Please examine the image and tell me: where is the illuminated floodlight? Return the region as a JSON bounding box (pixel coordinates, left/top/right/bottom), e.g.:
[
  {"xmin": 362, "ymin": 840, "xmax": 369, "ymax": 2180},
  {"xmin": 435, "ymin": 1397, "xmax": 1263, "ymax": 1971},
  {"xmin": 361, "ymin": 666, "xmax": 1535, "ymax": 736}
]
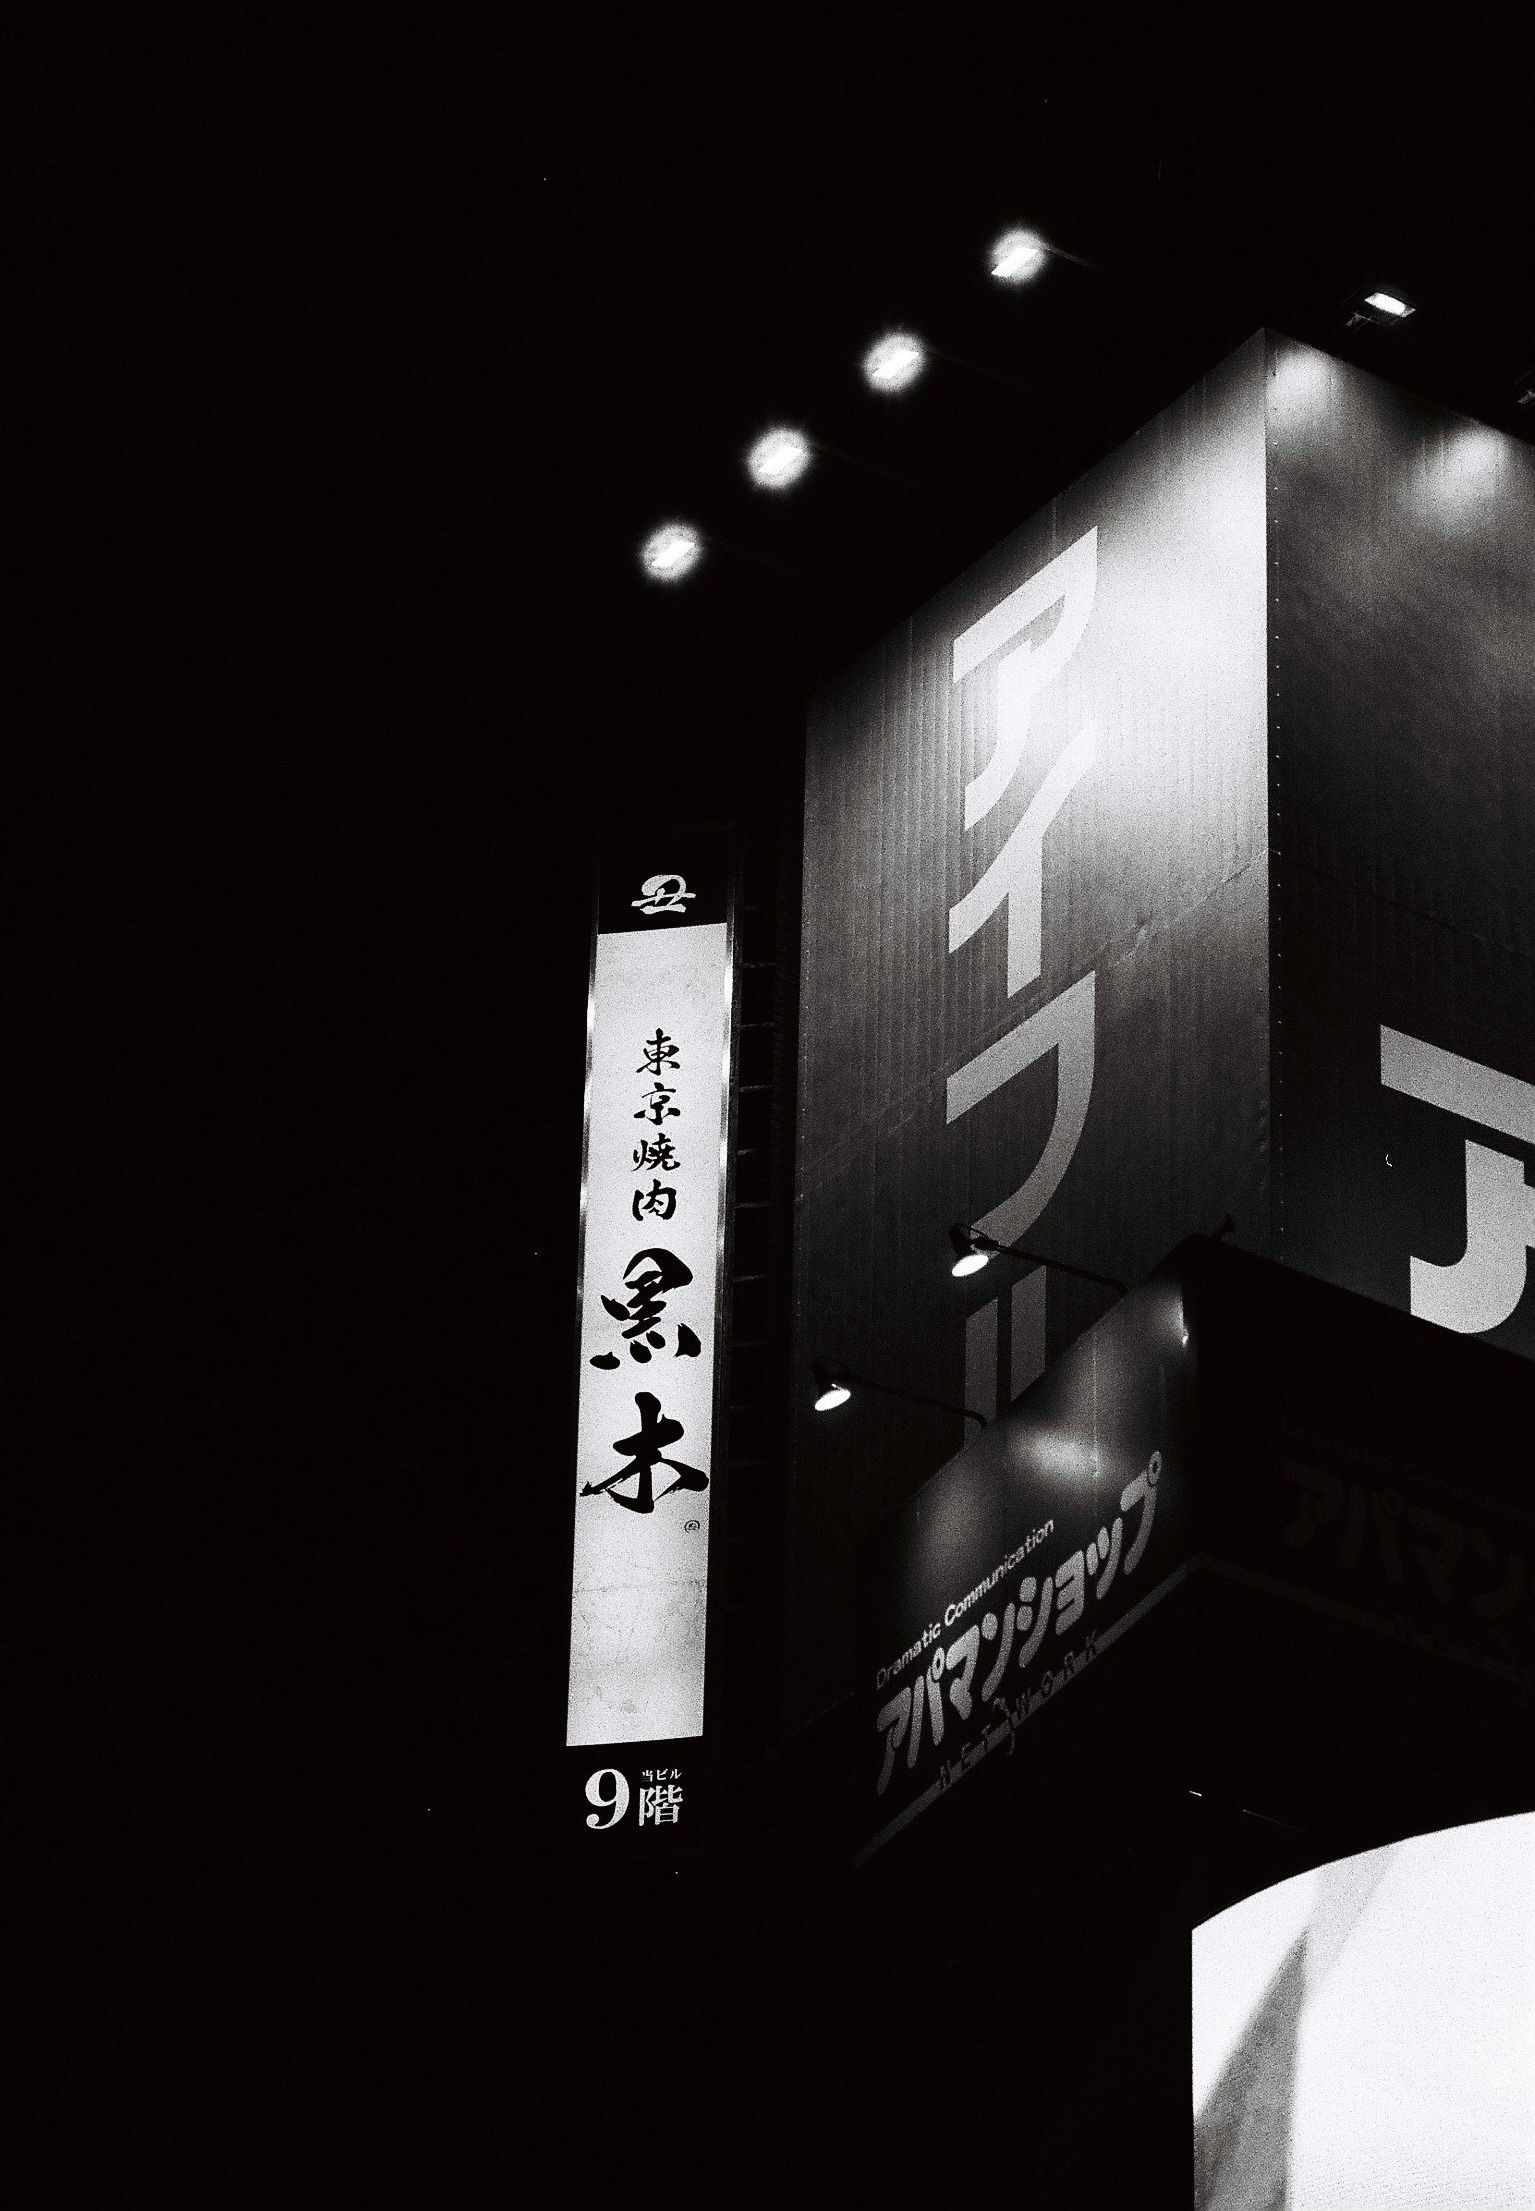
[
  {"xmin": 746, "ymin": 426, "xmax": 812, "ymax": 491},
  {"xmin": 949, "ymin": 1224, "xmax": 992, "ymax": 1278},
  {"xmin": 812, "ymin": 1359, "xmax": 851, "ymax": 1412},
  {"xmin": 990, "ymin": 228, "xmax": 1047, "ymax": 284},
  {"xmin": 640, "ymin": 521, "xmax": 702, "ymax": 582},
  {"xmin": 862, "ymin": 330, "xmax": 926, "ymax": 394},
  {"xmin": 1347, "ymin": 287, "xmax": 1416, "ymax": 329}
]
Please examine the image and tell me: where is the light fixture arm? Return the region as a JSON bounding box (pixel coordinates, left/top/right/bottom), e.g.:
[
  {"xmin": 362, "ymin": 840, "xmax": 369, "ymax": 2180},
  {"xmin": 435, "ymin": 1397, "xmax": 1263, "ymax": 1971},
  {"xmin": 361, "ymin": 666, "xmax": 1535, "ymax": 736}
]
[
  {"xmin": 964, "ymin": 1228, "xmax": 1127, "ymax": 1295},
  {"xmin": 815, "ymin": 1358, "xmax": 987, "ymax": 1428}
]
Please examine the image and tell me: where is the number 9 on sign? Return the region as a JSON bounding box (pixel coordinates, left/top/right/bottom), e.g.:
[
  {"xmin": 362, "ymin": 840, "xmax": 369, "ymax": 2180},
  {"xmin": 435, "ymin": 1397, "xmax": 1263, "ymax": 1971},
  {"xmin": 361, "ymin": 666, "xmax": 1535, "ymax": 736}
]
[{"xmin": 584, "ymin": 1768, "xmax": 630, "ymax": 1830}]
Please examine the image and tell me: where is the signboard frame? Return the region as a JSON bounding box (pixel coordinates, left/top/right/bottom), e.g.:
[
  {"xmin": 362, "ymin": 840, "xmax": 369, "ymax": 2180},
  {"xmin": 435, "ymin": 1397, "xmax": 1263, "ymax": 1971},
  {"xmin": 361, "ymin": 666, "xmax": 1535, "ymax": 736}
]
[{"xmin": 562, "ymin": 825, "xmax": 739, "ymax": 1848}]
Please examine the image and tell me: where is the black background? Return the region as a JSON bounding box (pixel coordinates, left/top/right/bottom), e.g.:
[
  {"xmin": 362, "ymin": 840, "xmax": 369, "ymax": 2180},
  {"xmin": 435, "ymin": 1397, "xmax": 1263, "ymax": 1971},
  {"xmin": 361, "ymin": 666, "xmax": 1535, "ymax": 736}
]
[{"xmin": 16, "ymin": 8, "xmax": 1535, "ymax": 2200}]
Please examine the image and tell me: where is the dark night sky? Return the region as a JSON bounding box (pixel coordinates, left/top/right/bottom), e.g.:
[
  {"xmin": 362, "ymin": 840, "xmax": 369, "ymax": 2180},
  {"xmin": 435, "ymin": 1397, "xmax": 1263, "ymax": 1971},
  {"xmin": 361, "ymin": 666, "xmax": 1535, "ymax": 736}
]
[{"xmin": 17, "ymin": 7, "xmax": 1534, "ymax": 2191}]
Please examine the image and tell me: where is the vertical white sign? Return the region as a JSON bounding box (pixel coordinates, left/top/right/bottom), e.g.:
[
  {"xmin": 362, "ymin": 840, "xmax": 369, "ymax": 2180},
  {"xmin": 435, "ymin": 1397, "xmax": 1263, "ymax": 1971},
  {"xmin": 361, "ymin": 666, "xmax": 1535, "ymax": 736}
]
[{"xmin": 566, "ymin": 872, "xmax": 732, "ymax": 1747}]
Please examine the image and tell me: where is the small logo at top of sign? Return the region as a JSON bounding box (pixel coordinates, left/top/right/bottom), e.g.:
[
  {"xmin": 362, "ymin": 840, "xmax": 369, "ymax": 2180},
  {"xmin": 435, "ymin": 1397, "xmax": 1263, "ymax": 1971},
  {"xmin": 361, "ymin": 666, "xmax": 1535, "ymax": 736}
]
[{"xmin": 632, "ymin": 873, "xmax": 695, "ymax": 917}]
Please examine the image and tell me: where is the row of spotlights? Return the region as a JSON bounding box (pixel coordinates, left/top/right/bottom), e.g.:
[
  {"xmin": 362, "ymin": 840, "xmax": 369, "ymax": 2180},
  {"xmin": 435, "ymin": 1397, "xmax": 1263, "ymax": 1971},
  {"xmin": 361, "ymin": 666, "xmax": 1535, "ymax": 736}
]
[
  {"xmin": 642, "ymin": 325, "xmax": 928, "ymax": 579},
  {"xmin": 639, "ymin": 227, "xmax": 1052, "ymax": 581},
  {"xmin": 643, "ymin": 256, "xmax": 1437, "ymax": 584}
]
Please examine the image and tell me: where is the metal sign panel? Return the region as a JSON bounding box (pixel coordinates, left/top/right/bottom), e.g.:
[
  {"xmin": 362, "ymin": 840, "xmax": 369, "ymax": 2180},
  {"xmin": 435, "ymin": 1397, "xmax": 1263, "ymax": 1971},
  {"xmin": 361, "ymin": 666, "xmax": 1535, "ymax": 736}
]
[
  {"xmin": 791, "ymin": 333, "xmax": 1535, "ymax": 1732},
  {"xmin": 791, "ymin": 333, "xmax": 1270, "ymax": 1725},
  {"xmin": 1264, "ymin": 339, "xmax": 1535, "ymax": 1360},
  {"xmin": 567, "ymin": 834, "xmax": 733, "ymax": 1766},
  {"xmin": 854, "ymin": 1267, "xmax": 1192, "ymax": 1861}
]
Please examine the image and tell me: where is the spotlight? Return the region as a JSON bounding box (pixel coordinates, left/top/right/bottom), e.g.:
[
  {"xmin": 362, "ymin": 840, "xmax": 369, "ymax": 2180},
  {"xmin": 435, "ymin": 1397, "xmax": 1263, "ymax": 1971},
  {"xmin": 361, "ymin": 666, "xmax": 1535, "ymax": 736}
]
[
  {"xmin": 948, "ymin": 1224, "xmax": 992, "ymax": 1278},
  {"xmin": 1516, "ymin": 368, "xmax": 1534, "ymax": 410},
  {"xmin": 812, "ymin": 1359, "xmax": 851, "ymax": 1412},
  {"xmin": 862, "ymin": 330, "xmax": 927, "ymax": 394},
  {"xmin": 640, "ymin": 521, "xmax": 702, "ymax": 582},
  {"xmin": 989, "ymin": 228, "xmax": 1047, "ymax": 284},
  {"xmin": 1346, "ymin": 288, "xmax": 1415, "ymax": 329},
  {"xmin": 746, "ymin": 426, "xmax": 812, "ymax": 491}
]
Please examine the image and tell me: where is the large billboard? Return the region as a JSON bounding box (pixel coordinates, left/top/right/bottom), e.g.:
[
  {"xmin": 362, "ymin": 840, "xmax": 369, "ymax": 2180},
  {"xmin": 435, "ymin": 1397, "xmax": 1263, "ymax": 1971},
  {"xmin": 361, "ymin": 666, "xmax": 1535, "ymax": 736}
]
[
  {"xmin": 791, "ymin": 331, "xmax": 1535, "ymax": 1727},
  {"xmin": 1265, "ymin": 345, "xmax": 1535, "ymax": 1342},
  {"xmin": 855, "ymin": 1263, "xmax": 1190, "ymax": 1862},
  {"xmin": 847, "ymin": 1236, "xmax": 1535, "ymax": 1866}
]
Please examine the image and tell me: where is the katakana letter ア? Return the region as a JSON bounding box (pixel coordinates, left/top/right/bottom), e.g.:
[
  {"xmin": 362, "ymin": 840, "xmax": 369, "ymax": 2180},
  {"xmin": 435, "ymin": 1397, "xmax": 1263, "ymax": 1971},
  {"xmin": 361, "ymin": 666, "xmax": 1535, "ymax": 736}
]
[
  {"xmin": 1015, "ymin": 1573, "xmax": 1052, "ymax": 1674},
  {"xmin": 978, "ymin": 1604, "xmax": 1015, "ymax": 1705},
  {"xmin": 1468, "ymin": 1531, "xmax": 1526, "ymax": 1621},
  {"xmin": 1280, "ymin": 1459, "xmax": 1345, "ymax": 1548},
  {"xmin": 631, "ymin": 1179, "xmax": 677, "ymax": 1221},
  {"xmin": 638, "ymin": 1782, "xmax": 683, "ymax": 1826},
  {"xmin": 1086, "ymin": 1516, "xmax": 1122, "ymax": 1600},
  {"xmin": 874, "ymin": 1686, "xmax": 912, "ymax": 1795},
  {"xmin": 1054, "ymin": 1550, "xmax": 1086, "ymax": 1635},
  {"xmin": 1407, "ymin": 1504, "xmax": 1465, "ymax": 1605},
  {"xmin": 637, "ymin": 1029, "xmax": 681, "ymax": 1079},
  {"xmin": 1380, "ymin": 1028, "xmax": 1535, "ymax": 1334},
  {"xmin": 944, "ymin": 1624, "xmax": 981, "ymax": 1721},
  {"xmin": 1120, "ymin": 1449, "xmax": 1163, "ymax": 1575}
]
